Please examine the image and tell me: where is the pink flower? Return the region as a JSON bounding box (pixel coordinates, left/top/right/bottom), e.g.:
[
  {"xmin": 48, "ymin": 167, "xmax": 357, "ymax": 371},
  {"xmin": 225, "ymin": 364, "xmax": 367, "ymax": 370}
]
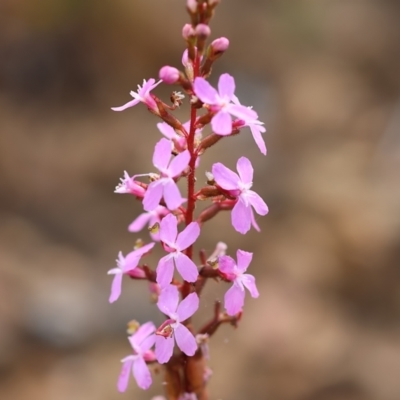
[
  {"xmin": 155, "ymin": 285, "xmax": 199, "ymax": 363},
  {"xmin": 107, "ymin": 243, "xmax": 155, "ymax": 303},
  {"xmin": 128, "ymin": 206, "xmax": 168, "ymax": 241},
  {"xmin": 111, "ymin": 78, "xmax": 161, "ymax": 113},
  {"xmin": 143, "ymin": 138, "xmax": 190, "ymax": 211},
  {"xmin": 114, "ymin": 171, "xmax": 145, "ymax": 197},
  {"xmin": 118, "ymin": 322, "xmax": 156, "ymax": 391},
  {"xmin": 219, "ymin": 250, "xmax": 259, "ymax": 316},
  {"xmin": 157, "ymin": 121, "xmax": 203, "ymax": 153},
  {"xmin": 157, "ymin": 214, "xmax": 200, "ymax": 288},
  {"xmin": 232, "ymin": 95, "xmax": 267, "ymax": 155},
  {"xmin": 159, "ymin": 66, "xmax": 181, "ymax": 84},
  {"xmin": 212, "ymin": 157, "xmax": 268, "ymax": 234},
  {"xmin": 157, "ymin": 122, "xmax": 187, "ymax": 151},
  {"xmin": 193, "ymin": 73, "xmax": 258, "ymax": 135}
]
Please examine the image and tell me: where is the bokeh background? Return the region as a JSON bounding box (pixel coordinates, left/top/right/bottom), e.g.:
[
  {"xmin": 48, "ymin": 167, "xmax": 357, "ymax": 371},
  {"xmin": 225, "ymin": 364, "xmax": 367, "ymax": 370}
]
[{"xmin": 1, "ymin": 1, "xmax": 400, "ymax": 399}]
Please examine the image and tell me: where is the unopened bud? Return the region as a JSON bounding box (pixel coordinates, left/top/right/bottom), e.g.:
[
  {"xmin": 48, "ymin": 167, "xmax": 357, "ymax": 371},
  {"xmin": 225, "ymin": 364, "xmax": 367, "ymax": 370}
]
[
  {"xmin": 195, "ymin": 23, "xmax": 211, "ymax": 40},
  {"xmin": 195, "ymin": 23, "xmax": 211, "ymax": 54},
  {"xmin": 211, "ymin": 37, "xmax": 229, "ymax": 54},
  {"xmin": 159, "ymin": 66, "xmax": 181, "ymax": 84},
  {"xmin": 205, "ymin": 171, "xmax": 214, "ymax": 184},
  {"xmin": 182, "ymin": 23, "xmax": 195, "ymax": 40},
  {"xmin": 186, "ymin": 0, "xmax": 198, "ymax": 13}
]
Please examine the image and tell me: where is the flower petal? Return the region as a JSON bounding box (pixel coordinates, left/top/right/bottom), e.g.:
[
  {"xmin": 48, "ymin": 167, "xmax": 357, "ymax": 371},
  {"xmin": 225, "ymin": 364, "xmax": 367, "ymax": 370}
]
[
  {"xmin": 168, "ymin": 150, "xmax": 190, "ymax": 177},
  {"xmin": 231, "ymin": 198, "xmax": 252, "ymax": 234},
  {"xmin": 193, "ymin": 77, "xmax": 218, "ymax": 104},
  {"xmin": 143, "ymin": 181, "xmax": 164, "ymax": 212},
  {"xmin": 236, "ymin": 249, "xmax": 253, "ymax": 273},
  {"xmin": 130, "ymin": 322, "xmax": 156, "ymax": 347},
  {"xmin": 174, "ymin": 253, "xmax": 199, "ymax": 283},
  {"xmin": 174, "ymin": 324, "xmax": 197, "ymax": 356},
  {"xmin": 241, "ymin": 274, "xmax": 259, "ymax": 298},
  {"xmin": 236, "ymin": 157, "xmax": 253, "ymax": 185},
  {"xmin": 224, "ymin": 284, "xmax": 245, "ymax": 316},
  {"xmin": 218, "ymin": 255, "xmax": 236, "ymax": 274},
  {"xmin": 128, "ymin": 212, "xmax": 152, "ymax": 232},
  {"xmin": 133, "ymin": 356, "xmax": 152, "ymax": 390},
  {"xmin": 157, "ymin": 284, "xmax": 180, "ymax": 315},
  {"xmin": 211, "ymin": 111, "xmax": 232, "ymax": 135},
  {"xmin": 155, "ymin": 335, "xmax": 174, "ymax": 364},
  {"xmin": 111, "ymin": 98, "xmax": 140, "ymax": 112},
  {"xmin": 176, "ymin": 292, "xmax": 199, "ymax": 322},
  {"xmin": 218, "ymin": 73, "xmax": 235, "ymax": 100},
  {"xmin": 156, "ymin": 256, "xmax": 175, "ymax": 290},
  {"xmin": 157, "ymin": 122, "xmax": 176, "ymax": 139},
  {"xmin": 250, "ymin": 208, "xmax": 261, "ymax": 232},
  {"xmin": 140, "ymin": 334, "xmax": 156, "ymax": 353},
  {"xmin": 159, "ymin": 213, "xmax": 178, "ymax": 245},
  {"xmin": 228, "ymin": 104, "xmax": 258, "ymax": 121},
  {"xmin": 176, "ymin": 222, "xmax": 200, "ymax": 251},
  {"xmin": 249, "ymin": 123, "xmax": 267, "ymax": 155},
  {"xmin": 247, "ymin": 190, "xmax": 269, "ymax": 216},
  {"xmin": 212, "ymin": 162, "xmax": 240, "ymax": 190},
  {"xmin": 117, "ymin": 357, "xmax": 134, "ymax": 392},
  {"xmin": 163, "ymin": 179, "xmax": 185, "ymax": 211},
  {"xmin": 109, "ymin": 273, "xmax": 123, "ymax": 303},
  {"xmin": 153, "ymin": 138, "xmax": 172, "ymax": 172}
]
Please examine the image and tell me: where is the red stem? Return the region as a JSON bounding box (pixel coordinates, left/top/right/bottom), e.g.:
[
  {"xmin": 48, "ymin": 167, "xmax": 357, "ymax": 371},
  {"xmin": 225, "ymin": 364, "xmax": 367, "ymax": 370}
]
[{"xmin": 182, "ymin": 54, "xmax": 201, "ymax": 298}]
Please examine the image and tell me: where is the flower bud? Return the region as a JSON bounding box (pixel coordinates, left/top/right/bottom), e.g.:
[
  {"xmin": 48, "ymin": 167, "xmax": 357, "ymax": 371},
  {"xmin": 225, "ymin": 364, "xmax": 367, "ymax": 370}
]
[
  {"xmin": 186, "ymin": 0, "xmax": 198, "ymax": 13},
  {"xmin": 194, "ymin": 23, "xmax": 211, "ymax": 40},
  {"xmin": 211, "ymin": 37, "xmax": 229, "ymax": 53},
  {"xmin": 182, "ymin": 23, "xmax": 195, "ymax": 40},
  {"xmin": 159, "ymin": 66, "xmax": 180, "ymax": 84}
]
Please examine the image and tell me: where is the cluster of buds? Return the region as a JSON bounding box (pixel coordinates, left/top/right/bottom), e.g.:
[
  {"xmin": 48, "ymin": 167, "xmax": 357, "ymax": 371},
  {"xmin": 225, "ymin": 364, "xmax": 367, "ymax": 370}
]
[{"xmin": 108, "ymin": 1, "xmax": 268, "ymax": 399}]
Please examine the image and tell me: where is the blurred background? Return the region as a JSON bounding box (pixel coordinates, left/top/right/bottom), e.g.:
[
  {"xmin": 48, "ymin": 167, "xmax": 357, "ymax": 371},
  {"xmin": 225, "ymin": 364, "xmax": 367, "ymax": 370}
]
[{"xmin": 1, "ymin": 0, "xmax": 400, "ymax": 399}]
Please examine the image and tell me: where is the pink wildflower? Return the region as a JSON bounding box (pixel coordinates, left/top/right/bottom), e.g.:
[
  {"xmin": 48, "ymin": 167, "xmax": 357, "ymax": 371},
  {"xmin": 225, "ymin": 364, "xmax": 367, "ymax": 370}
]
[
  {"xmin": 155, "ymin": 285, "xmax": 199, "ymax": 363},
  {"xmin": 115, "ymin": 171, "xmax": 145, "ymax": 197},
  {"xmin": 159, "ymin": 66, "xmax": 181, "ymax": 84},
  {"xmin": 111, "ymin": 78, "xmax": 161, "ymax": 113},
  {"xmin": 212, "ymin": 156, "xmax": 268, "ymax": 234},
  {"xmin": 128, "ymin": 205, "xmax": 168, "ymax": 241},
  {"xmin": 219, "ymin": 250, "xmax": 259, "ymax": 316},
  {"xmin": 157, "ymin": 214, "xmax": 200, "ymax": 288},
  {"xmin": 143, "ymin": 138, "xmax": 190, "ymax": 211},
  {"xmin": 107, "ymin": 243, "xmax": 155, "ymax": 303},
  {"xmin": 193, "ymin": 73, "xmax": 258, "ymax": 135},
  {"xmin": 118, "ymin": 322, "xmax": 156, "ymax": 391},
  {"xmin": 232, "ymin": 95, "xmax": 267, "ymax": 155}
]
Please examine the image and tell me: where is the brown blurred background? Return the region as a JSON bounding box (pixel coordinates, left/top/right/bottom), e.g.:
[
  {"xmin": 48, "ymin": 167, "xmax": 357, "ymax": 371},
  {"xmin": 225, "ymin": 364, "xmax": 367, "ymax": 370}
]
[{"xmin": 1, "ymin": 1, "xmax": 400, "ymax": 399}]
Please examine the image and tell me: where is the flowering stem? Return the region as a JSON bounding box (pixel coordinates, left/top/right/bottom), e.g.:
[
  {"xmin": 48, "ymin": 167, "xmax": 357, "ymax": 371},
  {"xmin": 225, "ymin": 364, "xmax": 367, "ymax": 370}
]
[{"xmin": 183, "ymin": 54, "xmax": 201, "ymax": 299}]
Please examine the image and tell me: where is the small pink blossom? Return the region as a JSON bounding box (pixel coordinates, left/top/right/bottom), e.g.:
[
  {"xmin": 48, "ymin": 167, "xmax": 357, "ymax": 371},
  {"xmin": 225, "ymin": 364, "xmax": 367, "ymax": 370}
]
[
  {"xmin": 232, "ymin": 95, "xmax": 267, "ymax": 155},
  {"xmin": 212, "ymin": 157, "xmax": 268, "ymax": 234},
  {"xmin": 219, "ymin": 250, "xmax": 259, "ymax": 316},
  {"xmin": 193, "ymin": 73, "xmax": 258, "ymax": 135},
  {"xmin": 159, "ymin": 66, "xmax": 180, "ymax": 84},
  {"xmin": 157, "ymin": 121, "xmax": 203, "ymax": 153},
  {"xmin": 155, "ymin": 285, "xmax": 199, "ymax": 363},
  {"xmin": 157, "ymin": 122, "xmax": 187, "ymax": 151},
  {"xmin": 210, "ymin": 37, "xmax": 229, "ymax": 53},
  {"xmin": 118, "ymin": 322, "xmax": 156, "ymax": 391},
  {"xmin": 107, "ymin": 243, "xmax": 155, "ymax": 303},
  {"xmin": 115, "ymin": 171, "xmax": 145, "ymax": 197},
  {"xmin": 128, "ymin": 206, "xmax": 168, "ymax": 241},
  {"xmin": 157, "ymin": 214, "xmax": 200, "ymax": 288},
  {"xmin": 112, "ymin": 78, "xmax": 161, "ymax": 113},
  {"xmin": 143, "ymin": 138, "xmax": 190, "ymax": 211}
]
